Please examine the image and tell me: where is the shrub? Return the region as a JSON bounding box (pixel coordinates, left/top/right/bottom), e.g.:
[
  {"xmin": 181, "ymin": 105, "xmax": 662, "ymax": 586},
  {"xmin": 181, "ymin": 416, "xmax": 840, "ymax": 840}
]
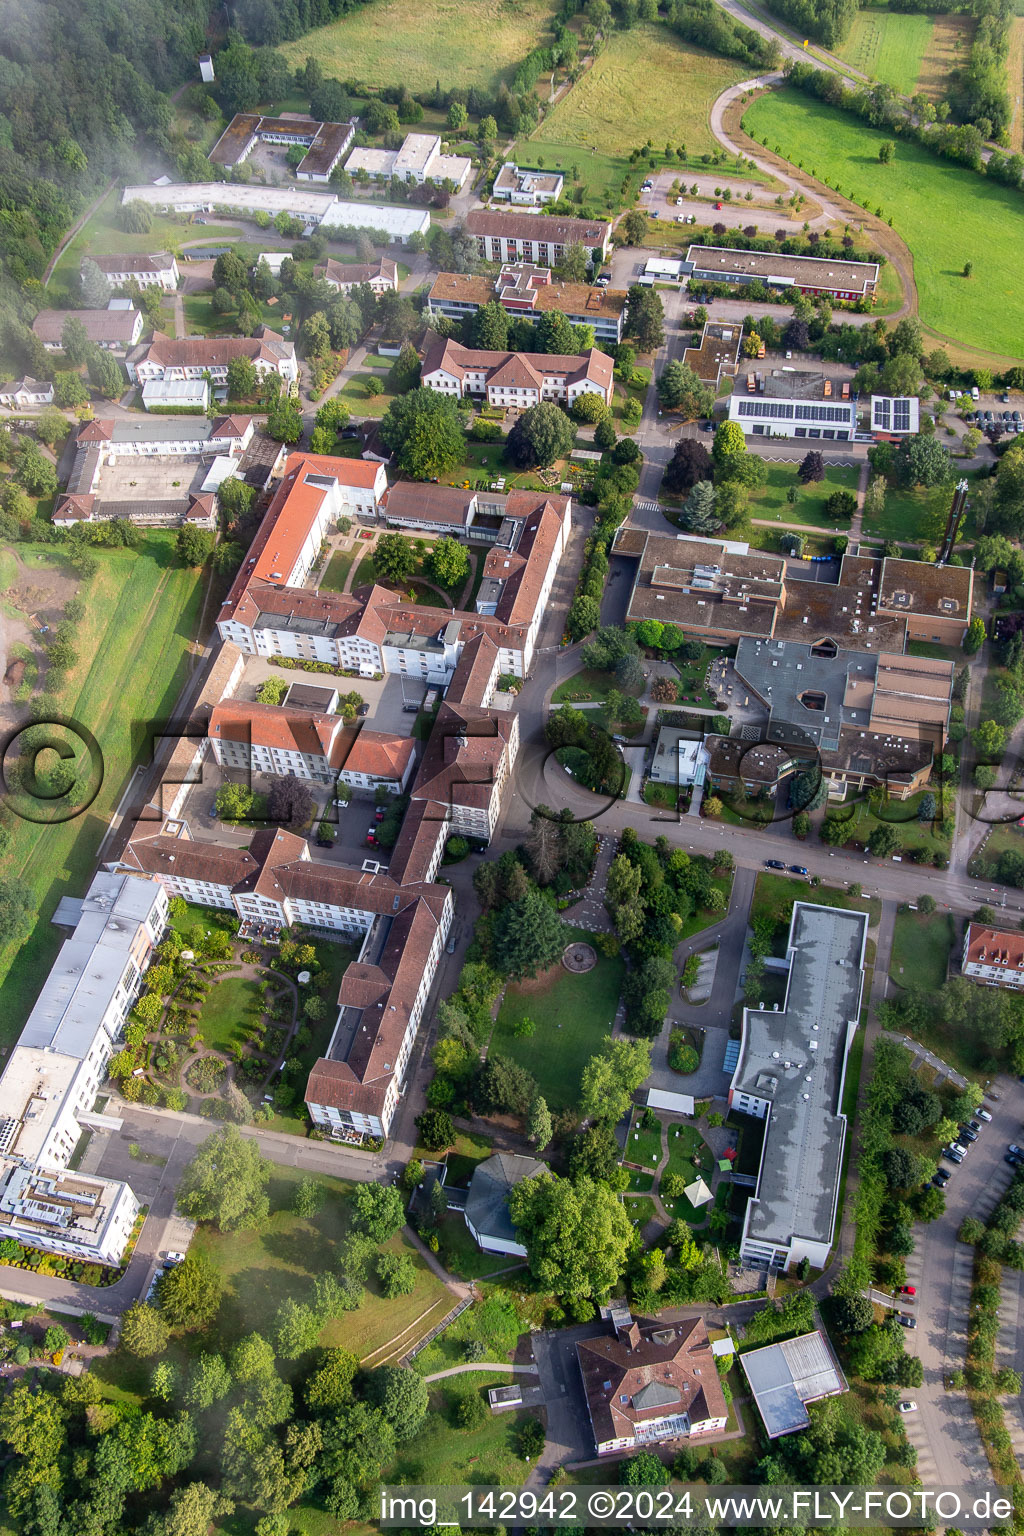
[{"xmin": 669, "ymin": 1031, "xmax": 700, "ymax": 1074}]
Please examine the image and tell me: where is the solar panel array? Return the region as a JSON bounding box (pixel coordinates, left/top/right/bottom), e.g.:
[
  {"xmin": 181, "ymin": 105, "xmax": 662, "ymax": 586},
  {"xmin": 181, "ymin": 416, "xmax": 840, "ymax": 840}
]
[
  {"xmin": 737, "ymin": 400, "xmax": 854, "ymax": 424},
  {"xmin": 871, "ymin": 397, "xmax": 912, "ymax": 432}
]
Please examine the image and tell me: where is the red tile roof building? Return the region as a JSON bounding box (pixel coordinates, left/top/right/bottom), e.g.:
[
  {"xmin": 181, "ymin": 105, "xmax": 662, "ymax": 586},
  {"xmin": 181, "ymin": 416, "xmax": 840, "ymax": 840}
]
[
  {"xmin": 127, "ymin": 326, "xmax": 298, "ymax": 385},
  {"xmin": 577, "ymin": 1314, "xmax": 729, "ymax": 1456},
  {"xmin": 421, "ymin": 335, "xmax": 613, "ymax": 408},
  {"xmin": 315, "ymin": 257, "xmax": 398, "ymax": 294},
  {"xmin": 963, "ymin": 924, "xmax": 1024, "ymax": 989}
]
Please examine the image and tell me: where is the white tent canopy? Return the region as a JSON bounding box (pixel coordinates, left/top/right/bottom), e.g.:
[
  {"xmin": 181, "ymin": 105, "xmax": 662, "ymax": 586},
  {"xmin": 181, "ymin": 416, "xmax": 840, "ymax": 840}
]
[{"xmin": 684, "ymin": 1176, "xmax": 713, "ymax": 1208}]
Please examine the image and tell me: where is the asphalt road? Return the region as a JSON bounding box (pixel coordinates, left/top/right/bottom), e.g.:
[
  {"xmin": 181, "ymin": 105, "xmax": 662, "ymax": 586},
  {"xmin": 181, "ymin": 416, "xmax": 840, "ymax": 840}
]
[{"xmin": 898, "ymin": 1078, "xmax": 1024, "ymax": 1486}]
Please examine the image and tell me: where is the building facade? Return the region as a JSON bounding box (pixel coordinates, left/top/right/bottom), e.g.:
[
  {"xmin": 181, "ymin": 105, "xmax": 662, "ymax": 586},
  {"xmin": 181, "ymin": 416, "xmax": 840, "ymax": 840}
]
[
  {"xmin": 0, "ymin": 871, "xmax": 167, "ymax": 1265},
  {"xmin": 466, "ymin": 209, "xmax": 612, "ymax": 264},
  {"xmin": 427, "ymin": 264, "xmax": 626, "ymax": 343},
  {"xmin": 421, "ymin": 335, "xmax": 613, "ymax": 408},
  {"xmin": 730, "ymin": 903, "xmax": 867, "ymax": 1271},
  {"xmin": 492, "ymin": 163, "xmax": 563, "ymax": 205},
  {"xmin": 127, "ymin": 329, "xmax": 298, "ymax": 389},
  {"xmin": 345, "ymin": 133, "xmax": 472, "ymax": 189},
  {"xmin": 684, "ymin": 244, "xmax": 879, "ymax": 300},
  {"xmin": 315, "ymin": 257, "xmax": 398, "ymax": 295},
  {"xmin": 963, "ymin": 923, "xmax": 1024, "ymax": 988},
  {"xmin": 90, "ymin": 253, "xmax": 180, "ymax": 291},
  {"xmin": 33, "ymin": 306, "xmax": 143, "ymax": 353}
]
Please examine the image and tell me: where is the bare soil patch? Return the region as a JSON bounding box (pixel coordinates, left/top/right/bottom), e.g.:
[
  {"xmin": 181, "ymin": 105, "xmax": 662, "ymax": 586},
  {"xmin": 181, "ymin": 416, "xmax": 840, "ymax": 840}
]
[{"xmin": 917, "ymin": 14, "xmax": 976, "ymax": 102}]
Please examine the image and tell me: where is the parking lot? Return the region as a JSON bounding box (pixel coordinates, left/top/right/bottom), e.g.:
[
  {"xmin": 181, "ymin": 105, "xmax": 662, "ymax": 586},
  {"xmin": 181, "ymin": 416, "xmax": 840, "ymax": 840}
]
[{"xmin": 961, "ymin": 391, "xmax": 1024, "ymax": 435}]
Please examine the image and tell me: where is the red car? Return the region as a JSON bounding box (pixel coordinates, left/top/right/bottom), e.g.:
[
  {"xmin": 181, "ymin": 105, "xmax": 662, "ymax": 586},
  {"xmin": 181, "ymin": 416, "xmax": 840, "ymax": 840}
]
[
  {"xmin": 366, "ymin": 829, "xmax": 376, "ymax": 846},
  {"xmin": 898, "ymin": 1285, "xmax": 916, "ymax": 1296},
  {"xmin": 714, "ymin": 201, "xmax": 723, "ymax": 210}
]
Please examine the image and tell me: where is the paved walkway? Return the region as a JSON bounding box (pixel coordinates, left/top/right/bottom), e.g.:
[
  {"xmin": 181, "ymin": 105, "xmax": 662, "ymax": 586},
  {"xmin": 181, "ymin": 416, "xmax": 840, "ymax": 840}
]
[{"xmin": 423, "ymin": 1362, "xmax": 539, "ymax": 1383}]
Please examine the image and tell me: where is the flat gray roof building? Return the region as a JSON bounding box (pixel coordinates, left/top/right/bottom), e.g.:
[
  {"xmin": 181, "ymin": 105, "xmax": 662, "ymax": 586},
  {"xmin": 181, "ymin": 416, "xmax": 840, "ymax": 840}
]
[
  {"xmin": 740, "ymin": 1331, "xmax": 848, "ymax": 1437},
  {"xmin": 729, "ymin": 902, "xmax": 867, "ymax": 1272}
]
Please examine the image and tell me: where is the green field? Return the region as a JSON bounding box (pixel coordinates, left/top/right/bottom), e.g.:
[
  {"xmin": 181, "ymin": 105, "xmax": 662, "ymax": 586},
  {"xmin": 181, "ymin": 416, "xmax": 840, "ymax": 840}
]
[
  {"xmin": 861, "ymin": 478, "xmax": 960, "ymax": 543},
  {"xmin": 743, "ymin": 88, "xmax": 1024, "ymax": 359},
  {"xmin": 191, "ymin": 1164, "xmax": 449, "ymax": 1363},
  {"xmin": 489, "ymin": 932, "xmax": 625, "ymax": 1110},
  {"xmin": 280, "ymin": 0, "xmax": 557, "ymax": 93},
  {"xmin": 838, "ymin": 9, "xmax": 933, "ymax": 92},
  {"xmin": 47, "ymin": 188, "xmax": 241, "ymax": 298},
  {"xmin": 0, "ymin": 536, "xmax": 205, "ymax": 1043},
  {"xmin": 890, "ymin": 908, "xmax": 955, "ymax": 991},
  {"xmin": 195, "ymin": 976, "xmax": 264, "ymax": 1052},
  {"xmin": 532, "ymin": 25, "xmax": 749, "ymax": 165},
  {"xmin": 747, "ymin": 463, "xmax": 860, "ymax": 532},
  {"xmin": 320, "ymin": 547, "xmax": 359, "ymax": 593}
]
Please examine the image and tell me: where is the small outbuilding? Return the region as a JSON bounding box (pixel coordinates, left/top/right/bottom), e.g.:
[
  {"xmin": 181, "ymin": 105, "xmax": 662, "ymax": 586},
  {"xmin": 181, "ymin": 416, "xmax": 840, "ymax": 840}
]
[
  {"xmin": 464, "ymin": 1152, "xmax": 546, "ymax": 1257},
  {"xmin": 740, "ymin": 1330, "xmax": 848, "ymax": 1438}
]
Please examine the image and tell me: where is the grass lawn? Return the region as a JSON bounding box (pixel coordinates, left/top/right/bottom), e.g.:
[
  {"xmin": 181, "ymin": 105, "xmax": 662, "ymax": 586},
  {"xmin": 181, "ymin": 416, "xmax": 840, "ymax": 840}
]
[
  {"xmin": 862, "ymin": 479, "xmax": 955, "ymax": 542},
  {"xmin": 336, "ymin": 374, "xmax": 395, "ymax": 416},
  {"xmin": 48, "ymin": 187, "xmax": 240, "ymax": 298},
  {"xmin": 319, "ymin": 547, "xmax": 358, "ymax": 593},
  {"xmin": 747, "ymin": 462, "xmax": 860, "ymax": 531},
  {"xmin": 489, "ymin": 932, "xmax": 625, "ymax": 1110},
  {"xmin": 890, "ymin": 909, "xmax": 955, "ymax": 991},
  {"xmin": 623, "ymin": 1195, "xmax": 658, "ymax": 1229},
  {"xmin": 190, "ymin": 1164, "xmax": 449, "ymax": 1364},
  {"xmin": 0, "ymin": 535, "xmax": 206, "ymax": 1045},
  {"xmin": 968, "ymin": 819, "xmax": 1024, "ymax": 882},
  {"xmin": 624, "ymin": 1109, "xmax": 663, "ymax": 1169},
  {"xmin": 659, "ymin": 1122, "xmax": 716, "ymax": 1222},
  {"xmin": 752, "ymin": 873, "xmax": 881, "ymax": 950},
  {"xmin": 743, "ymin": 88, "xmax": 1024, "ymax": 360},
  {"xmin": 393, "ymin": 1374, "xmax": 534, "ymax": 1485},
  {"xmin": 667, "ymin": 642, "xmax": 724, "ymax": 707},
  {"xmin": 194, "ymin": 975, "xmax": 263, "ymax": 1053},
  {"xmin": 550, "ymin": 667, "xmax": 642, "ymax": 705},
  {"xmin": 625, "ymin": 1169, "xmax": 655, "ymax": 1192},
  {"xmin": 532, "ymin": 26, "xmax": 751, "ymax": 164},
  {"xmin": 679, "ymin": 872, "xmax": 735, "ymax": 941},
  {"xmin": 436, "ymin": 1215, "xmax": 519, "ymax": 1281},
  {"xmin": 828, "ymin": 786, "xmax": 952, "ymax": 857},
  {"xmin": 279, "ymin": 0, "xmax": 557, "ymax": 93},
  {"xmin": 837, "ymin": 9, "xmax": 934, "ymax": 91}
]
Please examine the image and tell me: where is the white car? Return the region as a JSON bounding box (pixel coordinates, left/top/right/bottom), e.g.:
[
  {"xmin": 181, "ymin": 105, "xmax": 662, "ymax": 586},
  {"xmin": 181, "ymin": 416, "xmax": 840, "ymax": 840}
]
[
  {"xmin": 898, "ymin": 1401, "xmax": 918, "ymax": 1414},
  {"xmin": 164, "ymin": 1251, "xmax": 186, "ymax": 1265},
  {"xmin": 977, "ymin": 1107, "xmax": 993, "ymax": 1122}
]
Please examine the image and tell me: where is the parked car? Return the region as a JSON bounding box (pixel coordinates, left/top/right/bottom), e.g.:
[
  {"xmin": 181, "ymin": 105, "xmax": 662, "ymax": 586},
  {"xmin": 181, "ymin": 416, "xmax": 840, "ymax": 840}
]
[
  {"xmin": 898, "ymin": 1401, "xmax": 918, "ymax": 1413},
  {"xmin": 1005, "ymin": 1153, "xmax": 1023, "ymax": 1167},
  {"xmin": 935, "ymin": 1167, "xmax": 951, "ymax": 1184},
  {"xmin": 944, "ymin": 1145, "xmax": 965, "ymax": 1163},
  {"xmin": 953, "ymin": 1138, "xmax": 971, "ymax": 1155},
  {"xmin": 765, "ymin": 859, "xmax": 786, "ymax": 870},
  {"xmin": 898, "ymin": 1285, "xmax": 916, "ymax": 1295},
  {"xmin": 165, "ymin": 1252, "xmax": 186, "ymax": 1265},
  {"xmin": 366, "ymin": 829, "xmax": 376, "ymax": 846},
  {"xmin": 650, "ymin": 209, "xmax": 660, "ymax": 219},
  {"xmin": 1009, "ymin": 1143, "xmax": 1024, "ymax": 1157},
  {"xmin": 714, "ymin": 200, "xmax": 723, "ymax": 210},
  {"xmin": 897, "ymin": 1315, "xmax": 917, "ymax": 1329},
  {"xmin": 977, "ymin": 1107, "xmax": 993, "ymax": 1122},
  {"xmin": 789, "ymin": 865, "xmax": 809, "ymax": 876},
  {"xmin": 958, "ymin": 1124, "xmax": 978, "ymax": 1142}
]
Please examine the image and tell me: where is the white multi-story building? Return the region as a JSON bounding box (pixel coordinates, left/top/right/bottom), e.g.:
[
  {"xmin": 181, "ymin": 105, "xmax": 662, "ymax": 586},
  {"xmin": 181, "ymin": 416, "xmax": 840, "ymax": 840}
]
[
  {"xmin": 729, "ymin": 903, "xmax": 867, "ymax": 1272},
  {"xmin": 346, "ymin": 133, "xmax": 472, "ymax": 190},
  {"xmin": 209, "ymin": 699, "xmax": 350, "ymax": 783},
  {"xmin": 75, "ymin": 415, "xmax": 254, "ymax": 458},
  {"xmin": 0, "ymin": 871, "xmax": 166, "ymax": 1265},
  {"xmin": 963, "ymin": 923, "xmax": 1024, "ymax": 988},
  {"xmin": 127, "ymin": 329, "xmax": 298, "ymax": 388},
  {"xmin": 0, "ymin": 378, "xmax": 54, "ymax": 408},
  {"xmin": 421, "ymin": 335, "xmax": 613, "ymax": 408},
  {"xmin": 315, "ymin": 257, "xmax": 398, "ymax": 295},
  {"xmin": 89, "ymin": 253, "xmax": 180, "ymax": 292},
  {"xmin": 33, "ymin": 305, "xmax": 143, "ymax": 353},
  {"xmin": 466, "ymin": 209, "xmax": 612, "ymax": 264},
  {"xmin": 492, "ymin": 163, "xmax": 564, "ymax": 205}
]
